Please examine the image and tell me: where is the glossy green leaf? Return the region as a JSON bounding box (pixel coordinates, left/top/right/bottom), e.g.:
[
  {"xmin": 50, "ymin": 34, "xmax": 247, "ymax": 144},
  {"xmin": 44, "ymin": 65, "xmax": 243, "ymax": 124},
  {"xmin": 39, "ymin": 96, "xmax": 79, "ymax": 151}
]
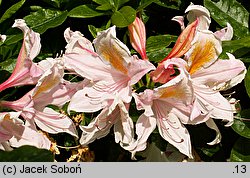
[
  {"xmin": 112, "ymin": 0, "xmax": 130, "ymax": 10},
  {"xmin": 230, "ymin": 137, "xmax": 250, "ymax": 162},
  {"xmin": 221, "ymin": 36, "xmax": 250, "ymax": 58},
  {"xmin": 137, "ymin": 0, "xmax": 156, "ymax": 11},
  {"xmin": 0, "ymin": 58, "xmax": 16, "ymax": 73},
  {"xmin": 0, "ymin": 0, "xmax": 26, "ymax": 23},
  {"xmin": 111, "ymin": 6, "xmax": 136, "ymax": 27},
  {"xmin": 147, "ymin": 48, "xmax": 172, "ymax": 62},
  {"xmin": 153, "ymin": 0, "xmax": 181, "ymax": 10},
  {"xmin": 146, "ymin": 35, "xmax": 177, "ymax": 62},
  {"xmin": 232, "ymin": 109, "xmax": 250, "ymax": 139},
  {"xmin": 0, "ymin": 145, "xmax": 54, "ymax": 162},
  {"xmin": 96, "ymin": 3, "xmax": 113, "ymax": 11},
  {"xmin": 204, "ymin": 0, "xmax": 249, "ymax": 38},
  {"xmin": 2, "ymin": 34, "xmax": 23, "ymax": 46},
  {"xmin": 245, "ymin": 66, "xmax": 250, "ymax": 98},
  {"xmin": 88, "ymin": 25, "xmax": 106, "ymax": 38},
  {"xmin": 146, "ymin": 35, "xmax": 177, "ymax": 52},
  {"xmin": 68, "ymin": 5, "xmax": 105, "ymax": 18},
  {"xmin": 42, "ymin": 0, "xmax": 61, "ymax": 8},
  {"xmin": 92, "ymin": 0, "xmax": 109, "ymax": 5},
  {"xmin": 24, "ymin": 9, "xmax": 68, "ymax": 34}
]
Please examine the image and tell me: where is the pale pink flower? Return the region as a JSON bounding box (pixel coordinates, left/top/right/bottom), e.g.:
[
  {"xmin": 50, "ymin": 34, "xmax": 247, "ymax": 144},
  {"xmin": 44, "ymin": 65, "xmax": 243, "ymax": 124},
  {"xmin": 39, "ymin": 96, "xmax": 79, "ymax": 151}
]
[
  {"xmin": 64, "ymin": 26, "xmax": 155, "ymax": 109},
  {"xmin": 79, "ymin": 95, "xmax": 135, "ymax": 148},
  {"xmin": 127, "ymin": 64, "xmax": 194, "ymax": 158},
  {"xmin": 0, "ymin": 19, "xmax": 44, "ymax": 92},
  {"xmin": 63, "ymin": 26, "xmax": 155, "ymax": 147},
  {"xmin": 0, "ymin": 59, "xmax": 82, "ymax": 137},
  {"xmin": 0, "ymin": 112, "xmax": 51, "ymax": 150},
  {"xmin": 128, "ymin": 17, "xmax": 148, "ymax": 60}
]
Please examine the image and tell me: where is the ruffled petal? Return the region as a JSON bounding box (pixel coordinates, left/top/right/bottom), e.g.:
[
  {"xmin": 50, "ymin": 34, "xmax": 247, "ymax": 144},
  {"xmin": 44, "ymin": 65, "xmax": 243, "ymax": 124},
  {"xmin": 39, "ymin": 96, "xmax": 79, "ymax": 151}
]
[
  {"xmin": 205, "ymin": 119, "xmax": 222, "ymax": 145},
  {"xmin": 185, "ymin": 3, "xmax": 211, "ymax": 30},
  {"xmin": 192, "ymin": 53, "xmax": 246, "ymax": 90},
  {"xmin": 156, "ymin": 113, "xmax": 193, "ymax": 158},
  {"xmin": 33, "ymin": 107, "xmax": 78, "ymax": 137}
]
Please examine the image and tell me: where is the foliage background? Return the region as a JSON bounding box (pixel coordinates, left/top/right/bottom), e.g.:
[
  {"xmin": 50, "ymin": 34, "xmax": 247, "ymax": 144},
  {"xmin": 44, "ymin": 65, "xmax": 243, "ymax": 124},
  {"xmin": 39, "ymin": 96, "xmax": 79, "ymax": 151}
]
[{"xmin": 0, "ymin": 0, "xmax": 250, "ymax": 162}]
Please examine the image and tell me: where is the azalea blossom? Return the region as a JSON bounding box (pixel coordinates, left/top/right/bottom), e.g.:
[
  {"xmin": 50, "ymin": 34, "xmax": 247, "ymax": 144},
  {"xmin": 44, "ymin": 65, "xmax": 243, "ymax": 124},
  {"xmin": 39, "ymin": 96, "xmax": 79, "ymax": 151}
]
[
  {"xmin": 0, "ymin": 19, "xmax": 44, "ymax": 92},
  {"xmin": 0, "ymin": 112, "xmax": 51, "ymax": 150},
  {"xmin": 128, "ymin": 63, "xmax": 194, "ymax": 158},
  {"xmin": 128, "ymin": 17, "xmax": 148, "ymax": 60},
  {"xmin": 146, "ymin": 3, "xmax": 246, "ymax": 153},
  {"xmin": 0, "ymin": 58, "xmax": 81, "ymax": 137},
  {"xmin": 63, "ymin": 26, "xmax": 155, "ymax": 148}
]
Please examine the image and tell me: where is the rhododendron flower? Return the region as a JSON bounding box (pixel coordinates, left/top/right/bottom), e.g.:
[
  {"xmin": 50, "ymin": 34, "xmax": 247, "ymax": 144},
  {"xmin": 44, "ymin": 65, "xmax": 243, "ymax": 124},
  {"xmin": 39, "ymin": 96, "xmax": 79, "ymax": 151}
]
[
  {"xmin": 0, "ymin": 19, "xmax": 44, "ymax": 92},
  {"xmin": 79, "ymin": 95, "xmax": 135, "ymax": 148},
  {"xmin": 0, "ymin": 59, "xmax": 81, "ymax": 137},
  {"xmin": 63, "ymin": 26, "xmax": 155, "ymax": 148},
  {"xmin": 64, "ymin": 26, "xmax": 155, "ymax": 108},
  {"xmin": 128, "ymin": 17, "xmax": 148, "ymax": 60},
  {"xmin": 0, "ymin": 112, "xmax": 51, "ymax": 150},
  {"xmin": 128, "ymin": 65, "xmax": 194, "ymax": 158}
]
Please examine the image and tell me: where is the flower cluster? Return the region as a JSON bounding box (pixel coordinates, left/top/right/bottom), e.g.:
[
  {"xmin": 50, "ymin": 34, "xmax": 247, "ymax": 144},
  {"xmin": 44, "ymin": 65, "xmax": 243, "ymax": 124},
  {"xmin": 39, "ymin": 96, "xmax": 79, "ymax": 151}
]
[{"xmin": 0, "ymin": 4, "xmax": 246, "ymax": 160}]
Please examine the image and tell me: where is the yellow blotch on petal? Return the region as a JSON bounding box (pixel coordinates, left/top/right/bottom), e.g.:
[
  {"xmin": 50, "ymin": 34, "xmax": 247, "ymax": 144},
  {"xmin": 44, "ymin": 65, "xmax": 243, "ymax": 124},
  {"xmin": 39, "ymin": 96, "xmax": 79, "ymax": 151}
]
[
  {"xmin": 159, "ymin": 85, "xmax": 186, "ymax": 99},
  {"xmin": 33, "ymin": 73, "xmax": 61, "ymax": 98},
  {"xmin": 188, "ymin": 40, "xmax": 217, "ymax": 75},
  {"xmin": 100, "ymin": 44, "xmax": 128, "ymax": 75}
]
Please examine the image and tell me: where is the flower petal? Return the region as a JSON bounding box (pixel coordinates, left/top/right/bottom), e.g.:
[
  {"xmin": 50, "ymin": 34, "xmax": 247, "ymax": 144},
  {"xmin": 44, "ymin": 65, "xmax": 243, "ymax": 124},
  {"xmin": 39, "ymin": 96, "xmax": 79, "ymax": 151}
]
[
  {"xmin": 161, "ymin": 19, "xmax": 198, "ymax": 62},
  {"xmin": 214, "ymin": 23, "xmax": 233, "ymax": 41},
  {"xmin": 64, "ymin": 28, "xmax": 95, "ymax": 54},
  {"xmin": 205, "ymin": 119, "xmax": 222, "ymax": 145},
  {"xmin": 185, "ymin": 31, "xmax": 222, "ymax": 75},
  {"xmin": 194, "ymin": 84, "xmax": 233, "ymax": 123},
  {"xmin": 128, "ymin": 17, "xmax": 147, "ymax": 59},
  {"xmin": 185, "ymin": 3, "xmax": 211, "ymax": 30},
  {"xmin": 93, "ymin": 26, "xmax": 131, "ymax": 74},
  {"xmin": 33, "ymin": 107, "xmax": 78, "ymax": 137},
  {"xmin": 192, "ymin": 53, "xmax": 246, "ymax": 89},
  {"xmin": 0, "ymin": 19, "xmax": 43, "ymax": 92},
  {"xmin": 156, "ymin": 113, "xmax": 193, "ymax": 158}
]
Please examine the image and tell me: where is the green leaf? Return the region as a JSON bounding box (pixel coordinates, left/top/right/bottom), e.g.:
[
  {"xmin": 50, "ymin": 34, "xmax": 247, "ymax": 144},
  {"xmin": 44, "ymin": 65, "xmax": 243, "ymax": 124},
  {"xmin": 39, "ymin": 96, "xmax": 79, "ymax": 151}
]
[
  {"xmin": 245, "ymin": 66, "xmax": 250, "ymax": 98},
  {"xmin": 0, "ymin": 58, "xmax": 16, "ymax": 73},
  {"xmin": 146, "ymin": 34, "xmax": 177, "ymax": 52},
  {"xmin": 204, "ymin": 0, "xmax": 249, "ymax": 38},
  {"xmin": 96, "ymin": 3, "xmax": 113, "ymax": 11},
  {"xmin": 112, "ymin": 0, "xmax": 130, "ymax": 10},
  {"xmin": 42, "ymin": 0, "xmax": 61, "ymax": 8},
  {"xmin": 232, "ymin": 109, "xmax": 250, "ymax": 139},
  {"xmin": 0, "ymin": 0, "xmax": 26, "ymax": 23},
  {"xmin": 68, "ymin": 5, "xmax": 105, "ymax": 18},
  {"xmin": 153, "ymin": 0, "xmax": 181, "ymax": 10},
  {"xmin": 24, "ymin": 9, "xmax": 68, "ymax": 34},
  {"xmin": 88, "ymin": 25, "xmax": 106, "ymax": 38},
  {"xmin": 230, "ymin": 137, "xmax": 250, "ymax": 161},
  {"xmin": 221, "ymin": 36, "xmax": 250, "ymax": 58},
  {"xmin": 137, "ymin": 0, "xmax": 156, "ymax": 12},
  {"xmin": 111, "ymin": 6, "xmax": 136, "ymax": 28},
  {"xmin": 147, "ymin": 48, "xmax": 172, "ymax": 62},
  {"xmin": 93, "ymin": 0, "xmax": 109, "ymax": 5},
  {"xmin": 146, "ymin": 35, "xmax": 177, "ymax": 62},
  {"xmin": 2, "ymin": 33, "xmax": 23, "ymax": 46},
  {"xmin": 200, "ymin": 145, "xmax": 221, "ymax": 157},
  {"xmin": 0, "ymin": 145, "xmax": 54, "ymax": 162}
]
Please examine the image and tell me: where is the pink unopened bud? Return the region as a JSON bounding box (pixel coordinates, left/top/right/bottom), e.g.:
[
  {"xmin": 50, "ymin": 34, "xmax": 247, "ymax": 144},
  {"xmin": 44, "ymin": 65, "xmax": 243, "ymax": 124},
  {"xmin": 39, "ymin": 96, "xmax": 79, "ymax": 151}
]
[{"xmin": 128, "ymin": 17, "xmax": 148, "ymax": 60}]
